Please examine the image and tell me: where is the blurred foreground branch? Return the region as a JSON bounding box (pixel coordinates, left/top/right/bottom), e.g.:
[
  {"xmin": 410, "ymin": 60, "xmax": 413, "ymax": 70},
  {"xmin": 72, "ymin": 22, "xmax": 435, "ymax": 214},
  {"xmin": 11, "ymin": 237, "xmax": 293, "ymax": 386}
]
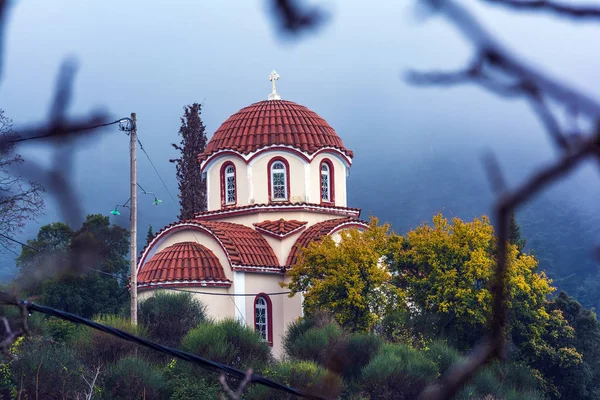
[{"xmin": 408, "ymin": 0, "xmax": 600, "ymax": 398}]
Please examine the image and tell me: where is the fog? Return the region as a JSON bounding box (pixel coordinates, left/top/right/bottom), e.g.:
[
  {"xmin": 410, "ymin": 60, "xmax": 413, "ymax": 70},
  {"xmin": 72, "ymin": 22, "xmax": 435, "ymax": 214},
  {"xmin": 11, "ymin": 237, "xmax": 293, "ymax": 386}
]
[{"xmin": 1, "ymin": 1, "xmax": 599, "ymax": 286}]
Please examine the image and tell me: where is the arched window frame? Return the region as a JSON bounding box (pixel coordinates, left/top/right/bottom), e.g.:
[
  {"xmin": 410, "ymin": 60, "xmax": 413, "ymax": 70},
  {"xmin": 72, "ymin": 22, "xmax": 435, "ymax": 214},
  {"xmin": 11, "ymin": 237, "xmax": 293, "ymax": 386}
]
[
  {"xmin": 319, "ymin": 159, "xmax": 335, "ymax": 205},
  {"xmin": 267, "ymin": 157, "xmax": 290, "ymax": 203},
  {"xmin": 254, "ymin": 293, "xmax": 273, "ymax": 345},
  {"xmin": 220, "ymin": 162, "xmax": 237, "ymax": 207}
]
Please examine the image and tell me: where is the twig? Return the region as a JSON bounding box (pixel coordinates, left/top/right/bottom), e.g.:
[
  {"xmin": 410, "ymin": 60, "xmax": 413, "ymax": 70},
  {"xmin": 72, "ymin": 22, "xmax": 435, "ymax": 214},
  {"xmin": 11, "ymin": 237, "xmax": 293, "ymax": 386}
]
[
  {"xmin": 269, "ymin": 0, "xmax": 326, "ymax": 33},
  {"xmin": 483, "ymin": 0, "xmax": 600, "ymax": 18},
  {"xmin": 424, "ymin": 0, "xmax": 600, "ymax": 117},
  {"xmin": 220, "ymin": 369, "xmax": 254, "ymax": 400}
]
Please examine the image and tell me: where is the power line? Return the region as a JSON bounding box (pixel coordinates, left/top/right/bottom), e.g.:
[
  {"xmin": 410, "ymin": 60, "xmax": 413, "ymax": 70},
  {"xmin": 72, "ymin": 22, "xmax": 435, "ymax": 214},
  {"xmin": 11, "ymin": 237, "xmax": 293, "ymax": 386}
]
[
  {"xmin": 22, "ymin": 300, "xmax": 322, "ymax": 399},
  {"xmin": 163, "ymin": 287, "xmax": 292, "ymax": 297},
  {"xmin": 136, "ymin": 137, "xmax": 178, "ymax": 205},
  {"xmin": 1, "ymin": 232, "xmax": 317, "ymax": 397},
  {"xmin": 10, "ymin": 119, "xmax": 125, "ymax": 143}
]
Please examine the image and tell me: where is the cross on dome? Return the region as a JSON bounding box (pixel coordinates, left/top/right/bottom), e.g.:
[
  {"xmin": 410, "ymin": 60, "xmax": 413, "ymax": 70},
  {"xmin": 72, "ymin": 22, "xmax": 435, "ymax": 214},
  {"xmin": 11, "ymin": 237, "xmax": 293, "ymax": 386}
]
[{"xmin": 268, "ymin": 70, "xmax": 281, "ymax": 100}]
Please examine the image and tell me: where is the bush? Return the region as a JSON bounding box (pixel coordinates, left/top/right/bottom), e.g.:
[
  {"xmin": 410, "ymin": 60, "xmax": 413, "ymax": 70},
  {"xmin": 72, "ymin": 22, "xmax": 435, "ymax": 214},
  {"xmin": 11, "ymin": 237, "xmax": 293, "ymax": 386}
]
[
  {"xmin": 139, "ymin": 292, "xmax": 207, "ymax": 347},
  {"xmin": 10, "ymin": 337, "xmax": 85, "ymax": 399},
  {"xmin": 246, "ymin": 360, "xmax": 340, "ymax": 400},
  {"xmin": 182, "ymin": 319, "xmax": 272, "ymax": 371},
  {"xmin": 168, "ymin": 375, "xmax": 221, "ymax": 400},
  {"xmin": 45, "ymin": 316, "xmax": 85, "ymax": 343},
  {"xmin": 424, "ymin": 341, "xmax": 462, "ymax": 375},
  {"xmin": 459, "ymin": 362, "xmax": 545, "ymax": 400},
  {"xmin": 359, "ymin": 343, "xmax": 438, "ymax": 400},
  {"xmin": 284, "ymin": 322, "xmax": 345, "ymax": 367},
  {"xmin": 340, "ymin": 334, "xmax": 383, "ymax": 381},
  {"xmin": 74, "ymin": 314, "xmax": 147, "ymax": 365},
  {"xmin": 100, "ymin": 356, "xmax": 168, "ymax": 400}
]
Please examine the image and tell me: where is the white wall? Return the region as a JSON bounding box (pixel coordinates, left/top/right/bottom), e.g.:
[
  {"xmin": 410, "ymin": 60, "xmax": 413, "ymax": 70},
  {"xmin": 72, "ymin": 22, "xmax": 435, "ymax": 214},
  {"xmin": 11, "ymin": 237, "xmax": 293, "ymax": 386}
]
[{"xmin": 205, "ymin": 150, "xmax": 349, "ymax": 211}]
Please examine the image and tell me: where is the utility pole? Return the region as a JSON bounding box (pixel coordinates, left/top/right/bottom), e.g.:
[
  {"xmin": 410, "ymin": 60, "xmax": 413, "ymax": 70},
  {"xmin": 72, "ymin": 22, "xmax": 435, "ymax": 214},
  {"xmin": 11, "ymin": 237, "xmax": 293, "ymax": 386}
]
[{"xmin": 129, "ymin": 112, "xmax": 138, "ymax": 325}]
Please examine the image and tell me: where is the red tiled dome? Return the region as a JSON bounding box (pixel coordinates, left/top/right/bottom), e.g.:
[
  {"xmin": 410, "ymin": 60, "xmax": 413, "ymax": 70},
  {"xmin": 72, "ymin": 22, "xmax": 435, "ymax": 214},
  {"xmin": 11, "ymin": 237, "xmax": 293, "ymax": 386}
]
[
  {"xmin": 137, "ymin": 242, "xmax": 230, "ymax": 288},
  {"xmin": 199, "ymin": 100, "xmax": 353, "ymax": 162}
]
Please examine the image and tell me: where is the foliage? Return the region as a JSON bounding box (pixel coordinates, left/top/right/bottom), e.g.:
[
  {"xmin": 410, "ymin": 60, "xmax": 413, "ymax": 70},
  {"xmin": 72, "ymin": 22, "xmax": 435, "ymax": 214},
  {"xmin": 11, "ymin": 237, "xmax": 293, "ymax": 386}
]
[
  {"xmin": 44, "ymin": 316, "xmax": 84, "ymax": 343},
  {"xmin": 389, "ymin": 213, "xmax": 563, "ymax": 351},
  {"xmin": 341, "ymin": 333, "xmax": 383, "ymax": 381},
  {"xmin": 146, "ymin": 224, "xmax": 154, "ymax": 245},
  {"xmin": 182, "ymin": 319, "xmax": 272, "ymax": 371},
  {"xmin": 138, "ymin": 291, "xmax": 207, "ymax": 348},
  {"xmin": 286, "ymin": 218, "xmax": 403, "ymax": 332},
  {"xmin": 0, "ymin": 109, "xmax": 44, "ymax": 252},
  {"xmin": 535, "ymin": 292, "xmax": 600, "ymax": 400},
  {"xmin": 247, "ymin": 360, "xmax": 340, "ymax": 400},
  {"xmin": 16, "ymin": 214, "xmax": 129, "ymax": 317},
  {"xmin": 359, "ymin": 343, "xmax": 438, "ymax": 399},
  {"xmin": 74, "ymin": 314, "xmax": 147, "ymax": 366},
  {"xmin": 576, "ymin": 271, "xmax": 600, "ymax": 312},
  {"xmin": 170, "ymin": 102, "xmax": 208, "ymax": 219},
  {"xmin": 459, "ymin": 362, "xmax": 545, "ymax": 400},
  {"xmin": 168, "ymin": 373, "xmax": 221, "ymax": 400},
  {"xmin": 284, "ymin": 321, "xmax": 344, "ymax": 367},
  {"xmin": 10, "ymin": 337, "xmax": 85, "ymax": 400},
  {"xmin": 508, "ymin": 211, "xmax": 526, "ymax": 253},
  {"xmin": 425, "ymin": 340, "xmax": 461, "ymax": 376},
  {"xmin": 377, "ymin": 308, "xmax": 433, "ymax": 348},
  {"xmin": 101, "ymin": 356, "xmax": 168, "ymax": 400}
]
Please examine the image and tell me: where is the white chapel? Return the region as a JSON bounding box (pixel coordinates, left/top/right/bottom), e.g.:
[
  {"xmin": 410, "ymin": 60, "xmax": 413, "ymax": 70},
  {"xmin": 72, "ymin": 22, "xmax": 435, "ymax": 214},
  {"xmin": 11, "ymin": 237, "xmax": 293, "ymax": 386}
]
[{"xmin": 137, "ymin": 72, "xmax": 367, "ymax": 356}]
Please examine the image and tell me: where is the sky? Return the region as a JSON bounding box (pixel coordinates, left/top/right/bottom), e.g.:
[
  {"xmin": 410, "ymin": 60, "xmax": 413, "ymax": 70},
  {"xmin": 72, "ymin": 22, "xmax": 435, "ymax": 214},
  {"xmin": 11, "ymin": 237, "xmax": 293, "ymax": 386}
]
[{"xmin": 1, "ymin": 0, "xmax": 599, "ymax": 273}]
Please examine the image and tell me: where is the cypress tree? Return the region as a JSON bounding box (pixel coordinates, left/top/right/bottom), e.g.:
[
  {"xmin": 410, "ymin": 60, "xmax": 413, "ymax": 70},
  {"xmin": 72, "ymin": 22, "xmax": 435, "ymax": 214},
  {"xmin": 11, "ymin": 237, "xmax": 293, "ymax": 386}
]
[
  {"xmin": 508, "ymin": 211, "xmax": 526, "ymax": 252},
  {"xmin": 170, "ymin": 103, "xmax": 208, "ymax": 220}
]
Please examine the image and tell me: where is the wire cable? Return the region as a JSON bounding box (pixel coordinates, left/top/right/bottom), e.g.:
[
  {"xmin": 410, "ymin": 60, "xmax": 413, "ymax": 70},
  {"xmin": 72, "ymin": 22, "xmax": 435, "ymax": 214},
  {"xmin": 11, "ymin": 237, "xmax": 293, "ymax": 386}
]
[
  {"xmin": 136, "ymin": 137, "xmax": 178, "ymax": 205},
  {"xmin": 163, "ymin": 287, "xmax": 292, "ymax": 297},
  {"xmin": 22, "ymin": 300, "xmax": 323, "ymax": 399},
  {"xmin": 10, "ymin": 119, "xmax": 125, "ymax": 143}
]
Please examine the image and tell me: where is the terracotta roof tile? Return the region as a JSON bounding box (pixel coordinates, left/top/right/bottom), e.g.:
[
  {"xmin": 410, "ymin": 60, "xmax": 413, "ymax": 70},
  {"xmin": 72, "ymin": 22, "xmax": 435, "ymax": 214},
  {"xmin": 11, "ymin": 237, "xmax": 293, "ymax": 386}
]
[
  {"xmin": 140, "ymin": 220, "xmax": 280, "ymax": 271},
  {"xmin": 193, "ymin": 202, "xmax": 361, "ymax": 220},
  {"xmin": 199, "ymin": 100, "xmax": 353, "ymax": 162},
  {"xmin": 200, "ymin": 221, "xmax": 280, "ymax": 267},
  {"xmin": 137, "ymin": 242, "xmax": 230, "ymax": 287},
  {"xmin": 254, "ymin": 219, "xmax": 308, "ymax": 239},
  {"xmin": 285, "ymin": 217, "xmax": 369, "ymax": 267}
]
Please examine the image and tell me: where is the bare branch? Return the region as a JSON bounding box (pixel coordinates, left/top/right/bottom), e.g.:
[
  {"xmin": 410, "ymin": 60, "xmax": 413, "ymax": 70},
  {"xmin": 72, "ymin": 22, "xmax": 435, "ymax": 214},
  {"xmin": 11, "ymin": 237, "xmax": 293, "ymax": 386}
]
[
  {"xmin": 483, "ymin": 0, "xmax": 600, "ymax": 18},
  {"xmin": 423, "ymin": 0, "xmax": 600, "ymax": 117},
  {"xmin": 269, "ymin": 0, "xmax": 327, "ymax": 34},
  {"xmin": 219, "ymin": 369, "xmax": 254, "ymax": 400}
]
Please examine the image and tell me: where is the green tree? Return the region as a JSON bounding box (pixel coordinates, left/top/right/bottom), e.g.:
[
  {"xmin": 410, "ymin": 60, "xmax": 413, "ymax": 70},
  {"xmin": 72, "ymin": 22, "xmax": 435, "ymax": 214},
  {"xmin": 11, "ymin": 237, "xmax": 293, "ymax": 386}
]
[
  {"xmin": 285, "ymin": 218, "xmax": 403, "ymax": 332},
  {"xmin": 537, "ymin": 292, "xmax": 600, "ymax": 399},
  {"xmin": 145, "ymin": 224, "xmax": 154, "ymax": 246},
  {"xmin": 389, "ymin": 213, "xmax": 561, "ymax": 350},
  {"xmin": 170, "ymin": 103, "xmax": 208, "ymax": 220},
  {"xmin": 508, "ymin": 211, "xmax": 526, "ymax": 253},
  {"xmin": 16, "ymin": 214, "xmax": 129, "ymax": 317}
]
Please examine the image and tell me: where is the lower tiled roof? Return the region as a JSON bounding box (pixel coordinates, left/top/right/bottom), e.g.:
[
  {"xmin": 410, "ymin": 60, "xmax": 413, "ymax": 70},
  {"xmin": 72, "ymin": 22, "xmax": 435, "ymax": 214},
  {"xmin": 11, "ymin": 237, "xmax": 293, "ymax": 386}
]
[
  {"xmin": 285, "ymin": 217, "xmax": 369, "ymax": 267},
  {"xmin": 137, "ymin": 242, "xmax": 230, "ymax": 288},
  {"xmin": 139, "ymin": 220, "xmax": 280, "ymax": 270},
  {"xmin": 254, "ymin": 219, "xmax": 307, "ymax": 238},
  {"xmin": 200, "ymin": 220, "xmax": 280, "ymax": 267}
]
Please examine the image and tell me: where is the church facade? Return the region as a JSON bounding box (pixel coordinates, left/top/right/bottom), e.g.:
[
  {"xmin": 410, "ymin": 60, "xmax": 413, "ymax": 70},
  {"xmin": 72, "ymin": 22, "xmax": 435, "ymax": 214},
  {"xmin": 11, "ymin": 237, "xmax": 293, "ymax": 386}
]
[{"xmin": 137, "ymin": 72, "xmax": 367, "ymax": 356}]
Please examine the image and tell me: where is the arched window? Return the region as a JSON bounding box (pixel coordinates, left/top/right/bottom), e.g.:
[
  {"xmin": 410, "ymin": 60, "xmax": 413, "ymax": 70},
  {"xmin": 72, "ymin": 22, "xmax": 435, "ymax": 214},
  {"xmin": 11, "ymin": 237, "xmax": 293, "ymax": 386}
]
[
  {"xmin": 269, "ymin": 158, "xmax": 289, "ymax": 202},
  {"xmin": 254, "ymin": 294, "xmax": 272, "ymax": 344},
  {"xmin": 320, "ymin": 159, "xmax": 335, "ymax": 204},
  {"xmin": 220, "ymin": 162, "xmax": 236, "ymax": 207}
]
